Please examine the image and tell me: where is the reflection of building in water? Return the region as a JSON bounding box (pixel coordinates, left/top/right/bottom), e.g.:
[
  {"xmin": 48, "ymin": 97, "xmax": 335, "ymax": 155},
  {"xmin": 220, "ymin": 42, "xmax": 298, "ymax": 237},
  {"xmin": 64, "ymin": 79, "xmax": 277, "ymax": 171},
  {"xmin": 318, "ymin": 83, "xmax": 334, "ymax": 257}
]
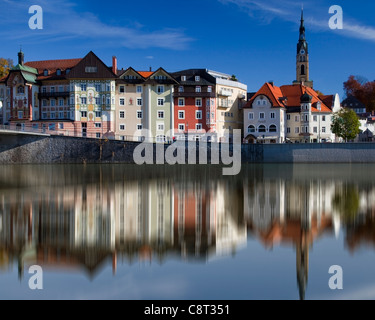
[
  {"xmin": 0, "ymin": 176, "xmax": 245, "ymax": 279},
  {"xmin": 173, "ymin": 180, "xmax": 246, "ymax": 261},
  {"xmin": 244, "ymin": 178, "xmax": 335, "ymax": 300}
]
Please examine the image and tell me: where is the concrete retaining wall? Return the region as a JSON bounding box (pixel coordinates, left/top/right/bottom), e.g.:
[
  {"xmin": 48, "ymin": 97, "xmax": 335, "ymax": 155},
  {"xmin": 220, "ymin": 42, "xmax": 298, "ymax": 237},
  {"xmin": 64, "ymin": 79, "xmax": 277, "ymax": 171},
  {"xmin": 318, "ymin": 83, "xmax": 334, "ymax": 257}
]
[{"xmin": 1, "ymin": 133, "xmax": 375, "ymax": 164}]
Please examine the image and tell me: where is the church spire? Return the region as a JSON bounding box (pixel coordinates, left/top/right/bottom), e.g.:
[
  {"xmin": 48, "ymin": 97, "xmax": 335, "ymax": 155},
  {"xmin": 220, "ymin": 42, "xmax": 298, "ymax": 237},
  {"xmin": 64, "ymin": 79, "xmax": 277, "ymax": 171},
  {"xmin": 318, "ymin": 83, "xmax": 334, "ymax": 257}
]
[{"xmin": 299, "ymin": 9, "xmax": 305, "ymax": 41}]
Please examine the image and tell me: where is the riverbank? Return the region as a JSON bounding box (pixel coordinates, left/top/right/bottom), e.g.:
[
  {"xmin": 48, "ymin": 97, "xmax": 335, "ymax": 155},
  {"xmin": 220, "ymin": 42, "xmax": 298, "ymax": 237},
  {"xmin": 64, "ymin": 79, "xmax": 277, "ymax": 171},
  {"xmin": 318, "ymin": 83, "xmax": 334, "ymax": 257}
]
[{"xmin": 1, "ymin": 133, "xmax": 375, "ymax": 164}]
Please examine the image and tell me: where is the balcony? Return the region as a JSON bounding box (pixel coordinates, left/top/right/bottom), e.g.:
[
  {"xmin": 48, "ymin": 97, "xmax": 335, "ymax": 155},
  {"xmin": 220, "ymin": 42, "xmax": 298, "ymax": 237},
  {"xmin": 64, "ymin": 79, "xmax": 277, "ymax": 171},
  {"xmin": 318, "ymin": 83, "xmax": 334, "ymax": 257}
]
[
  {"xmin": 218, "ymin": 89, "xmax": 232, "ymax": 97},
  {"xmin": 174, "ymin": 92, "xmax": 216, "ymax": 98},
  {"xmin": 217, "ymin": 102, "xmax": 229, "ymax": 109},
  {"xmin": 238, "ymin": 93, "xmax": 246, "ymax": 99},
  {"xmin": 38, "ymin": 92, "xmax": 70, "ymax": 99}
]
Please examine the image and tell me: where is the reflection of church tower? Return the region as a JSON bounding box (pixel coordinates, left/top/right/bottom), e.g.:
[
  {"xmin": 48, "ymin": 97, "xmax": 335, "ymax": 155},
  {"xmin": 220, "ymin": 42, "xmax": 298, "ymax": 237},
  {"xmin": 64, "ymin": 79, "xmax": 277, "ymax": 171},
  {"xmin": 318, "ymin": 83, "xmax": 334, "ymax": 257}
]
[
  {"xmin": 296, "ymin": 232, "xmax": 309, "ymax": 301},
  {"xmin": 294, "ymin": 10, "xmax": 313, "ymax": 88}
]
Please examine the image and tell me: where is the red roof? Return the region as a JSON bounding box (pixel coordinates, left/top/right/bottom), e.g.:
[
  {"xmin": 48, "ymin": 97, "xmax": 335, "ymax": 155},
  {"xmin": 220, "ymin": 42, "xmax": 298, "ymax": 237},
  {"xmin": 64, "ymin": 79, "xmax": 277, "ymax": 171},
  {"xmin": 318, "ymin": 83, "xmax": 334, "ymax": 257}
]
[
  {"xmin": 138, "ymin": 71, "xmax": 154, "ymax": 79},
  {"xmin": 25, "ymin": 58, "xmax": 82, "ymax": 80},
  {"xmin": 245, "ymin": 82, "xmax": 331, "ymax": 113}
]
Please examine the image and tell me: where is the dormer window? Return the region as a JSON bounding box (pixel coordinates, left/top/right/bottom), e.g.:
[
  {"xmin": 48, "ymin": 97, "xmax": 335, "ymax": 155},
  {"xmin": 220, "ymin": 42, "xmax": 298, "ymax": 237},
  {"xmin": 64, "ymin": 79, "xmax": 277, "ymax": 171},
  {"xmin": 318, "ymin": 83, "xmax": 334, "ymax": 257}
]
[
  {"xmin": 181, "ymin": 76, "xmax": 186, "ymax": 82},
  {"xmin": 43, "ymin": 69, "xmax": 48, "ymax": 76},
  {"xmin": 66, "ymin": 68, "xmax": 71, "ymax": 74},
  {"xmin": 56, "ymin": 69, "xmax": 61, "ymax": 76},
  {"xmin": 195, "ymin": 76, "xmax": 200, "ymax": 82}
]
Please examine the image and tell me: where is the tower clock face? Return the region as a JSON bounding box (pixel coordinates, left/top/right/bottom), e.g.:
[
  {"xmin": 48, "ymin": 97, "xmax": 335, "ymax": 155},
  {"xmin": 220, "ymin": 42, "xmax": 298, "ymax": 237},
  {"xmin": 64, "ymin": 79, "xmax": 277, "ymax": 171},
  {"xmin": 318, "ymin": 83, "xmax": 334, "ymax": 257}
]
[{"xmin": 300, "ymin": 50, "xmax": 305, "ymax": 54}]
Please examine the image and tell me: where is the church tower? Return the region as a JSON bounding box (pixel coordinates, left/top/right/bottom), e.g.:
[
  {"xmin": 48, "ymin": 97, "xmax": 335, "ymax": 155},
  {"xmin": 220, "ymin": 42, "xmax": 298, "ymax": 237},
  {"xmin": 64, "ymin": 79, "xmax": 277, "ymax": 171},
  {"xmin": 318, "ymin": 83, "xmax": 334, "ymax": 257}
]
[{"xmin": 293, "ymin": 10, "xmax": 313, "ymax": 88}]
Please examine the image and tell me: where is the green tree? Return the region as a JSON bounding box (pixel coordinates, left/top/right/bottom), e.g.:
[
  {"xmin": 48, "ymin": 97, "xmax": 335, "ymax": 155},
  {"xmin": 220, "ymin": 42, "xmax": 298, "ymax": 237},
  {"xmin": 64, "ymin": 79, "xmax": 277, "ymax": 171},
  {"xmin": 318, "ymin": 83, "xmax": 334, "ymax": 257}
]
[
  {"xmin": 332, "ymin": 184, "xmax": 360, "ymax": 222},
  {"xmin": 331, "ymin": 108, "xmax": 360, "ymax": 142},
  {"xmin": 0, "ymin": 58, "xmax": 13, "ymax": 78}
]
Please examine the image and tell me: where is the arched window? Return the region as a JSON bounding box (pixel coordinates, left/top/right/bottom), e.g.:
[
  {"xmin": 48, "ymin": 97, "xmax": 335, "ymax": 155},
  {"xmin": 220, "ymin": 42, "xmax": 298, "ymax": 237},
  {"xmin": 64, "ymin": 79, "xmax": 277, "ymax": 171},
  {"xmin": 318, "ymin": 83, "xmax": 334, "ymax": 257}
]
[
  {"xmin": 269, "ymin": 125, "xmax": 277, "ymax": 133},
  {"xmin": 248, "ymin": 125, "xmax": 256, "ymax": 133},
  {"xmin": 17, "ymin": 86, "xmax": 24, "ymax": 94},
  {"xmin": 258, "ymin": 125, "xmax": 266, "ymax": 133},
  {"xmin": 301, "ymin": 65, "xmax": 305, "ymax": 75}
]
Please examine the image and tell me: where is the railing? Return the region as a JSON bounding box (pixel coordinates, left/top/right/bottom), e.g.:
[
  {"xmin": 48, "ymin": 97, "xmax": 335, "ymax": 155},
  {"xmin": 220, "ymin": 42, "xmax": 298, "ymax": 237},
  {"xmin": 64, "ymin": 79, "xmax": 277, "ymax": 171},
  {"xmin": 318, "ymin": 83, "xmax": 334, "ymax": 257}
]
[
  {"xmin": 38, "ymin": 92, "xmax": 70, "ymax": 99},
  {"xmin": 174, "ymin": 92, "xmax": 216, "ymax": 98}
]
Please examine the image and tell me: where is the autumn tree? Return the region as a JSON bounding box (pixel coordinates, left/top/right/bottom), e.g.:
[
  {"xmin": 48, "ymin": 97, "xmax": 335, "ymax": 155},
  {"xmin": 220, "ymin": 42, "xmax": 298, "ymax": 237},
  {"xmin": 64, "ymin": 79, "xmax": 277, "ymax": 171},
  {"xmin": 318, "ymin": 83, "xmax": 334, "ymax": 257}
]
[
  {"xmin": 343, "ymin": 75, "xmax": 375, "ymax": 112},
  {"xmin": 331, "ymin": 108, "xmax": 361, "ymax": 142},
  {"xmin": 0, "ymin": 58, "xmax": 13, "ymax": 78}
]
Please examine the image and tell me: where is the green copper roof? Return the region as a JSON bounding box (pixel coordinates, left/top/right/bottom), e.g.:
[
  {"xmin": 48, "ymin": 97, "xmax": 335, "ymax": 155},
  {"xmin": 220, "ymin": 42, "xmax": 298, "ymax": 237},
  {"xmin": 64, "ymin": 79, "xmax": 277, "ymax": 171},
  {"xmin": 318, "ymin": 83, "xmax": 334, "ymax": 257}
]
[
  {"xmin": 21, "ymin": 71, "xmax": 37, "ymax": 84},
  {"xmin": 12, "ymin": 64, "xmax": 38, "ymax": 75},
  {"xmin": 10, "ymin": 64, "xmax": 38, "ymax": 84}
]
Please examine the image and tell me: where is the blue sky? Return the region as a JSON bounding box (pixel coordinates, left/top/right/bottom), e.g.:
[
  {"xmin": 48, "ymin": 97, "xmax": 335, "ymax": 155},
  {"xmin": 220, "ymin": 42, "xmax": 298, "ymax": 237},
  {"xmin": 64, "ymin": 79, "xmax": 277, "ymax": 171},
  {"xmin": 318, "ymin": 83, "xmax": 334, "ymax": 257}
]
[{"xmin": 1, "ymin": 0, "xmax": 375, "ymax": 99}]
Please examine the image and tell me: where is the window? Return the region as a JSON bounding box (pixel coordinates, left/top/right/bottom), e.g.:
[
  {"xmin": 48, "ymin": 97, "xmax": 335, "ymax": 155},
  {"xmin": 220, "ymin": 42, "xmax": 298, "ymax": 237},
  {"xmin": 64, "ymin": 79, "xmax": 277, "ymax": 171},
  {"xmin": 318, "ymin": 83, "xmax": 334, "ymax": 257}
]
[
  {"xmin": 178, "ymin": 111, "xmax": 185, "ymax": 119},
  {"xmin": 305, "ymin": 115, "xmax": 309, "ymax": 122},
  {"xmin": 158, "ymin": 111, "xmax": 165, "ymax": 119},
  {"xmin": 95, "ymin": 111, "xmax": 101, "ymax": 118},
  {"xmin": 59, "ymin": 99, "xmax": 64, "ymax": 106},
  {"xmin": 295, "ymin": 127, "xmax": 300, "ymax": 134},
  {"xmin": 322, "ymin": 116, "xmax": 326, "ymax": 121},
  {"xmin": 58, "ymin": 112, "xmax": 64, "ymax": 119},
  {"xmin": 81, "ymin": 84, "xmax": 87, "ymax": 91},
  {"xmin": 178, "ymin": 98, "xmax": 185, "ymax": 106},
  {"xmin": 157, "ymin": 123, "xmax": 164, "ymax": 131},
  {"xmin": 195, "ymin": 86, "xmax": 201, "ymax": 93},
  {"xmin": 136, "ymin": 86, "xmax": 142, "ymax": 93},
  {"xmin": 137, "ymin": 124, "xmax": 142, "ymax": 130},
  {"xmin": 42, "ymin": 87, "xmax": 47, "ymax": 93},
  {"xmin": 301, "ymin": 65, "xmax": 305, "ymax": 75},
  {"xmin": 259, "ymin": 113, "xmax": 265, "ymax": 119},
  {"xmin": 208, "ymin": 86, "xmax": 212, "ymax": 93},
  {"xmin": 50, "ymin": 87, "xmax": 55, "ymax": 93},
  {"xmin": 119, "ymin": 124, "xmax": 125, "ymax": 131},
  {"xmin": 178, "ymin": 86, "xmax": 184, "ymax": 93},
  {"xmin": 313, "ymin": 116, "xmax": 317, "ymax": 122},
  {"xmin": 42, "ymin": 112, "xmax": 47, "ymax": 119},
  {"xmin": 178, "ymin": 124, "xmax": 185, "ymax": 131},
  {"xmin": 137, "ymin": 111, "xmax": 143, "ymax": 119},
  {"xmin": 43, "ymin": 69, "xmax": 48, "ymax": 76},
  {"xmin": 295, "ymin": 115, "xmax": 299, "ymax": 122},
  {"xmin": 157, "ymin": 85, "xmax": 164, "ymax": 94},
  {"xmin": 269, "ymin": 125, "xmax": 277, "ymax": 132},
  {"xmin": 106, "ymin": 97, "xmax": 111, "ymax": 105},
  {"xmin": 196, "ymin": 124, "xmax": 202, "ymax": 130},
  {"xmin": 96, "ymin": 133, "xmax": 101, "ymax": 138},
  {"xmin": 195, "ymin": 76, "xmax": 200, "ymax": 82},
  {"xmin": 258, "ymin": 125, "xmax": 266, "ymax": 133},
  {"xmin": 119, "ymin": 86, "xmax": 125, "ymax": 93},
  {"xmin": 137, "ymin": 98, "xmax": 142, "ymax": 106},
  {"xmin": 313, "ymin": 127, "xmax": 318, "ymax": 133},
  {"xmin": 49, "ymin": 124, "xmax": 56, "ymax": 131},
  {"xmin": 95, "ymin": 123, "xmax": 102, "ymax": 128},
  {"xmin": 58, "ymin": 123, "xmax": 64, "ymax": 129},
  {"xmin": 119, "ymin": 111, "xmax": 125, "ymax": 119},
  {"xmin": 196, "ymin": 98, "xmax": 202, "ymax": 107},
  {"xmin": 81, "ymin": 97, "xmax": 87, "ymax": 105},
  {"xmin": 248, "ymin": 113, "xmax": 254, "ymax": 120},
  {"xmin": 181, "ymin": 76, "xmax": 186, "ymax": 81},
  {"xmin": 51, "ymin": 99, "xmax": 56, "ymax": 107},
  {"xmin": 17, "ymin": 86, "xmax": 24, "ymax": 94},
  {"xmin": 85, "ymin": 66, "xmax": 97, "ymax": 73},
  {"xmin": 270, "ymin": 112, "xmax": 276, "ymax": 119},
  {"xmin": 50, "ymin": 113, "xmax": 56, "ymax": 119},
  {"xmin": 81, "ymin": 111, "xmax": 87, "ymax": 118},
  {"xmin": 95, "ymin": 84, "xmax": 101, "ymax": 92},
  {"xmin": 59, "ymin": 86, "xmax": 64, "ymax": 93},
  {"xmin": 322, "ymin": 127, "xmax": 326, "ymax": 133},
  {"xmin": 287, "ymin": 114, "xmax": 291, "ymax": 120},
  {"xmin": 95, "ymin": 97, "xmax": 100, "ymax": 105},
  {"xmin": 196, "ymin": 111, "xmax": 202, "ymax": 119},
  {"xmin": 248, "ymin": 125, "xmax": 256, "ymax": 133},
  {"xmin": 287, "ymin": 127, "xmax": 291, "ymax": 134},
  {"xmin": 56, "ymin": 69, "xmax": 61, "ymax": 76},
  {"xmin": 106, "ymin": 84, "xmax": 111, "ymax": 92},
  {"xmin": 157, "ymin": 98, "xmax": 164, "ymax": 106},
  {"xmin": 120, "ymin": 98, "xmax": 125, "ymax": 106},
  {"xmin": 18, "ymin": 111, "xmax": 23, "ymax": 119}
]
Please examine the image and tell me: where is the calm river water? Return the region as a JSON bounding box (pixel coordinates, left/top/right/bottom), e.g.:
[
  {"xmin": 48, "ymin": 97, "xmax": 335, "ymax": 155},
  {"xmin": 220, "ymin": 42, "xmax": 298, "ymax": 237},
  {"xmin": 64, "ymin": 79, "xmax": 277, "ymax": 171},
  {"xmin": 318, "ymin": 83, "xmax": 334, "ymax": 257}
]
[{"xmin": 0, "ymin": 163, "xmax": 375, "ymax": 300}]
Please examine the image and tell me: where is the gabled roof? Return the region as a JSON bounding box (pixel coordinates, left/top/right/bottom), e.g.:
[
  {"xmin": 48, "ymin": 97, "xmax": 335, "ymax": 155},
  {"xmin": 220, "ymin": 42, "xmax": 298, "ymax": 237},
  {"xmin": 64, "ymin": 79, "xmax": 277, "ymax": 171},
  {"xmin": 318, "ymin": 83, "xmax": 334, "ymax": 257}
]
[
  {"xmin": 117, "ymin": 67, "xmax": 146, "ymax": 84},
  {"xmin": 143, "ymin": 67, "xmax": 179, "ymax": 85},
  {"xmin": 66, "ymin": 51, "xmax": 117, "ymax": 79},
  {"xmin": 245, "ymin": 82, "xmax": 285, "ymax": 108},
  {"xmin": 320, "ymin": 95, "xmax": 334, "ymax": 108},
  {"xmin": 171, "ymin": 69, "xmax": 216, "ymax": 86},
  {"xmin": 342, "ymin": 95, "xmax": 366, "ymax": 110},
  {"xmin": 245, "ymin": 82, "xmax": 332, "ymax": 113},
  {"xmin": 138, "ymin": 71, "xmax": 154, "ymax": 78}
]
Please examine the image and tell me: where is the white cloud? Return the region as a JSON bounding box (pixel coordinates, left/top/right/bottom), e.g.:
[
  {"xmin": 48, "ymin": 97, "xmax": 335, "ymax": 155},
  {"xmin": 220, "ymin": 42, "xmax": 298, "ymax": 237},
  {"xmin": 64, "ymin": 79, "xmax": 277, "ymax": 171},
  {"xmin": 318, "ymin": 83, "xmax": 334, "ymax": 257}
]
[
  {"xmin": 0, "ymin": 0, "xmax": 193, "ymax": 50},
  {"xmin": 219, "ymin": 0, "xmax": 375, "ymax": 43}
]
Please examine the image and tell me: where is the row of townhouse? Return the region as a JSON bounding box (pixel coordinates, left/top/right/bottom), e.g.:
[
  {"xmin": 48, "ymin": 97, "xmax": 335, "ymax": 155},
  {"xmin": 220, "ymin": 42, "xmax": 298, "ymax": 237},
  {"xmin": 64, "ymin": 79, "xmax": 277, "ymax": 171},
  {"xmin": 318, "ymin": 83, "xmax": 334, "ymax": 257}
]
[{"xmin": 0, "ymin": 50, "xmax": 247, "ymax": 143}]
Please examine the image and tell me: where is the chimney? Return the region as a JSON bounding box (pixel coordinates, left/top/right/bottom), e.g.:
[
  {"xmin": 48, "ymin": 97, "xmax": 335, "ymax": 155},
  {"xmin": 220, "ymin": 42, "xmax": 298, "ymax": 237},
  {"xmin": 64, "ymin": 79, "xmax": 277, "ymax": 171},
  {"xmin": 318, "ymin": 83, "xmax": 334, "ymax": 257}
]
[
  {"xmin": 149, "ymin": 67, "xmax": 152, "ymax": 72},
  {"xmin": 112, "ymin": 56, "xmax": 117, "ymax": 75},
  {"xmin": 18, "ymin": 50, "xmax": 24, "ymax": 66},
  {"xmin": 268, "ymin": 81, "xmax": 274, "ymax": 87}
]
